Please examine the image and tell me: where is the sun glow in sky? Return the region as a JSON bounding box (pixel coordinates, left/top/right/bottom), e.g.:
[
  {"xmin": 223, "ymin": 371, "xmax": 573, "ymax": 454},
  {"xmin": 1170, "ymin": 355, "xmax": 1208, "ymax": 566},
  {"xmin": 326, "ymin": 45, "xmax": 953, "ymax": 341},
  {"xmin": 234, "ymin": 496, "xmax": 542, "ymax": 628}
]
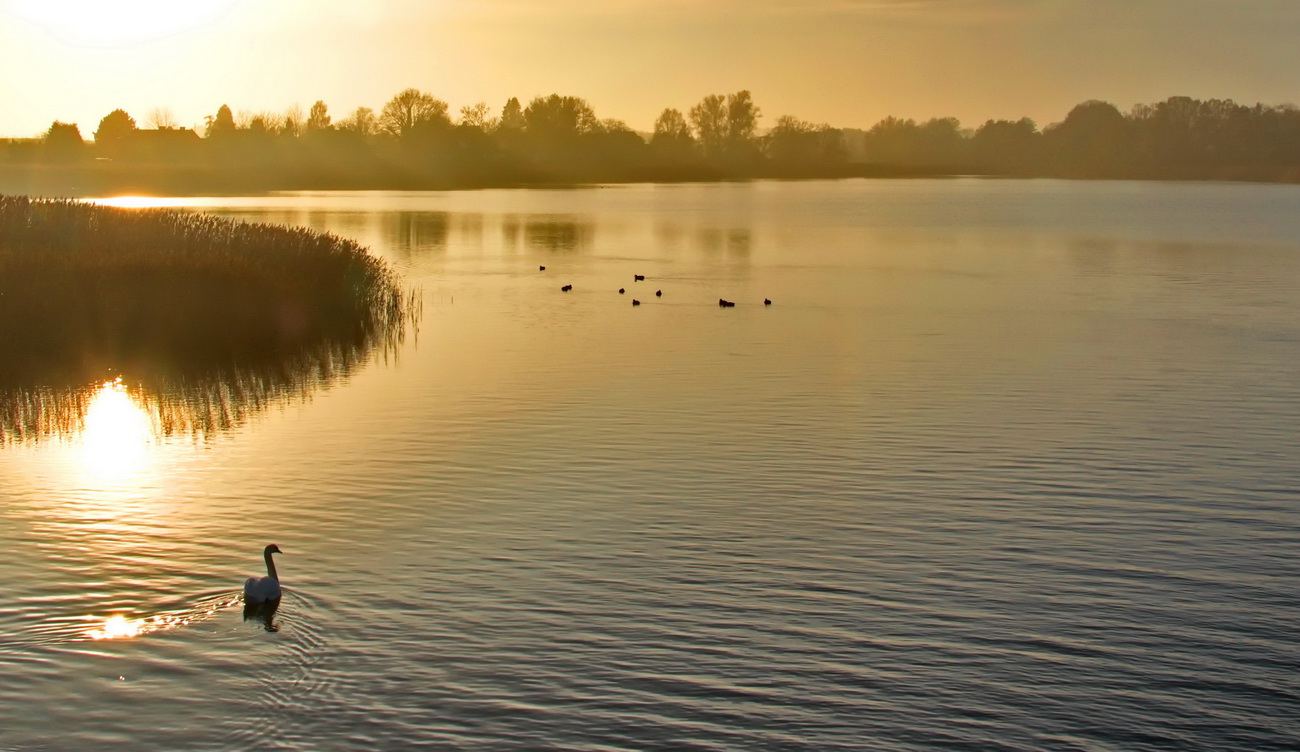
[
  {"xmin": 3, "ymin": 0, "xmax": 237, "ymax": 46},
  {"xmin": 1, "ymin": 0, "xmax": 1298, "ymax": 138}
]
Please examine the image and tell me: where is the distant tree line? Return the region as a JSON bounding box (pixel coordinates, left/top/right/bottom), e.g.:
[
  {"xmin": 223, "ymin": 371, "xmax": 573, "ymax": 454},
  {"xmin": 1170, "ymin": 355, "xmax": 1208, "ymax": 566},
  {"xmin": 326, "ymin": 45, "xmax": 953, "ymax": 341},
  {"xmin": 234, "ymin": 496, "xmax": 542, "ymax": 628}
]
[
  {"xmin": 851, "ymin": 97, "xmax": 1300, "ymax": 181},
  {"xmin": 3, "ymin": 91, "xmax": 1300, "ymax": 193}
]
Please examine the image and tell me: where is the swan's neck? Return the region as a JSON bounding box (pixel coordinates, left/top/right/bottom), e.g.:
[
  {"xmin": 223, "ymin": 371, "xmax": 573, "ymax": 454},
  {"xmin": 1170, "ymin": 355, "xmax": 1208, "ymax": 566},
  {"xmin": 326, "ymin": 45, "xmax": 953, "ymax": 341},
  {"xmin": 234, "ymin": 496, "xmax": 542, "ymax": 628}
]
[{"xmin": 264, "ymin": 551, "xmax": 279, "ymax": 581}]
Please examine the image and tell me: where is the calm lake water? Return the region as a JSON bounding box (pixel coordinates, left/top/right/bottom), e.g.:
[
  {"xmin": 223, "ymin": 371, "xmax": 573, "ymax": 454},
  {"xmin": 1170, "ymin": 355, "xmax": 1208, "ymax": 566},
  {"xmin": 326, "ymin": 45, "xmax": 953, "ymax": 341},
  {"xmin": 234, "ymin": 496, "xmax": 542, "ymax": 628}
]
[{"xmin": 1, "ymin": 179, "xmax": 1298, "ymax": 751}]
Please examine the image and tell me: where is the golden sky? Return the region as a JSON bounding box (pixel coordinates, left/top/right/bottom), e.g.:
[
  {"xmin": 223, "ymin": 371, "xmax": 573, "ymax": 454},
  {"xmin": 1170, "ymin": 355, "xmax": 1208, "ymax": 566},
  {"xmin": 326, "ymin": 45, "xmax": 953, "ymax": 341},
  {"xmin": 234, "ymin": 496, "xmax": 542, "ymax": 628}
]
[{"xmin": 1, "ymin": 0, "xmax": 1297, "ymax": 138}]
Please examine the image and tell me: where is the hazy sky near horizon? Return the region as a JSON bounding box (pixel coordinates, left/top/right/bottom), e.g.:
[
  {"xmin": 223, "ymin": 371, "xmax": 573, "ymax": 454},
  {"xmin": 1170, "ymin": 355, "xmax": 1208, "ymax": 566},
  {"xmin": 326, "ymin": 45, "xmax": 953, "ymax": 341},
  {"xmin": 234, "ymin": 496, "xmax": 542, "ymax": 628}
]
[{"xmin": 1, "ymin": 0, "xmax": 1297, "ymax": 138}]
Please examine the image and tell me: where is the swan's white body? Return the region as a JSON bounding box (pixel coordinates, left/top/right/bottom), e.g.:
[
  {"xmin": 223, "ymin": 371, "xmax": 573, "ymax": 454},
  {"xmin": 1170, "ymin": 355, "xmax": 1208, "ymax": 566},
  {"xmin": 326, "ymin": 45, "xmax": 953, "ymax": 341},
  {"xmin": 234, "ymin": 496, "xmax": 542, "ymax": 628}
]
[{"xmin": 244, "ymin": 544, "xmax": 283, "ymax": 604}]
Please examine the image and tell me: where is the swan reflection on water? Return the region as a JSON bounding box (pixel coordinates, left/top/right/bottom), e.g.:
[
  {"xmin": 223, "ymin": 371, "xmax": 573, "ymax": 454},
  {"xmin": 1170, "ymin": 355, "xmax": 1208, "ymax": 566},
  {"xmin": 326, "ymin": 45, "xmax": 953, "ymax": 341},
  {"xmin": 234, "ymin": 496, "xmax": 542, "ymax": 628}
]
[{"xmin": 243, "ymin": 598, "xmax": 281, "ymax": 633}]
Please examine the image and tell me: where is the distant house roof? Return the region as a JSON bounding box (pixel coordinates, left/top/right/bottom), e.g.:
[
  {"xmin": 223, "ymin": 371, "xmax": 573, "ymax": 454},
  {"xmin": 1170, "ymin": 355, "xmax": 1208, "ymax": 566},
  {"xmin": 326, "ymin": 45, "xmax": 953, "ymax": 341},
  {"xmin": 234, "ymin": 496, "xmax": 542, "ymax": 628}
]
[{"xmin": 135, "ymin": 127, "xmax": 201, "ymax": 142}]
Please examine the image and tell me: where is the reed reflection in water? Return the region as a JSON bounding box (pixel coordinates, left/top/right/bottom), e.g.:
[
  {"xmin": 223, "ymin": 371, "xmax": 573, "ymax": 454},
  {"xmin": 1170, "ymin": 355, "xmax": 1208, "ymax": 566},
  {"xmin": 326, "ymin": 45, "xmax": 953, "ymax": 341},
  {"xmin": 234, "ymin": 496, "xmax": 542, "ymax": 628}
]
[{"xmin": 1, "ymin": 335, "xmax": 406, "ymax": 447}]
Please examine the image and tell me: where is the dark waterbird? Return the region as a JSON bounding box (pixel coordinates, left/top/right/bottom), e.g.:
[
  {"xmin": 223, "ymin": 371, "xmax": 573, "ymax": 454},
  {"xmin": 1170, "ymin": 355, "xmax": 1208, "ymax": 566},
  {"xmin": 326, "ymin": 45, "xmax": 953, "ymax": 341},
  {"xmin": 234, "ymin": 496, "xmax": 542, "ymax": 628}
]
[
  {"xmin": 764, "ymin": 298, "xmax": 772, "ymax": 305},
  {"xmin": 719, "ymin": 299, "xmax": 735, "ymax": 307},
  {"xmin": 632, "ymin": 299, "xmax": 641, "ymax": 306},
  {"xmin": 539, "ymin": 265, "xmax": 546, "ymax": 271},
  {"xmin": 561, "ymin": 284, "xmax": 572, "ymax": 292},
  {"xmin": 655, "ymin": 290, "xmax": 662, "ymax": 297},
  {"xmin": 634, "ymin": 274, "xmax": 645, "ymax": 281},
  {"xmin": 244, "ymin": 544, "xmax": 283, "ymax": 605},
  {"xmin": 619, "ymin": 288, "xmax": 625, "ymax": 294}
]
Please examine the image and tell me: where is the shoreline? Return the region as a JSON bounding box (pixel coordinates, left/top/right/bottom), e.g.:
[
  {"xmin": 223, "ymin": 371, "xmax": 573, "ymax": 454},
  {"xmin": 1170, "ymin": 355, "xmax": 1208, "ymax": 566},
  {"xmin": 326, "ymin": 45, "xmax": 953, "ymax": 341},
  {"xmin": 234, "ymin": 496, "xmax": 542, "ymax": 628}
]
[{"xmin": 2, "ymin": 165, "xmax": 1296, "ymax": 199}]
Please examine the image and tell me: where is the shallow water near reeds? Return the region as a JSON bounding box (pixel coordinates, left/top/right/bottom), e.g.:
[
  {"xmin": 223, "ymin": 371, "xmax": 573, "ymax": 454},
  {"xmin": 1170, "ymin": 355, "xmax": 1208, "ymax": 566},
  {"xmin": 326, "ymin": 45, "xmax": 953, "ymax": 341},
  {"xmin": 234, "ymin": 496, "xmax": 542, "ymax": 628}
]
[{"xmin": 2, "ymin": 179, "xmax": 1299, "ymax": 751}]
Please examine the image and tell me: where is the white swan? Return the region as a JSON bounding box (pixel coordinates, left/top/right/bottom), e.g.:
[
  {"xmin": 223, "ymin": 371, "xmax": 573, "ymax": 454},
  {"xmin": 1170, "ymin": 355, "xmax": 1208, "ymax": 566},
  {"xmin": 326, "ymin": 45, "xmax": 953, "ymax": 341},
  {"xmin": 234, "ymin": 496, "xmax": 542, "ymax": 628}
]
[{"xmin": 244, "ymin": 544, "xmax": 283, "ymax": 604}]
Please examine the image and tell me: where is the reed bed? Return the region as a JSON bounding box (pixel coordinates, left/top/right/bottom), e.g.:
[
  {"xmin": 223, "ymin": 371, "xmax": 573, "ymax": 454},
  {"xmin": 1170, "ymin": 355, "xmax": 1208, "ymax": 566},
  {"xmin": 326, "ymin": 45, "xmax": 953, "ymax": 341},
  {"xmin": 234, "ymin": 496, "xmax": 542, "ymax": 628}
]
[{"xmin": 0, "ymin": 195, "xmax": 411, "ymax": 387}]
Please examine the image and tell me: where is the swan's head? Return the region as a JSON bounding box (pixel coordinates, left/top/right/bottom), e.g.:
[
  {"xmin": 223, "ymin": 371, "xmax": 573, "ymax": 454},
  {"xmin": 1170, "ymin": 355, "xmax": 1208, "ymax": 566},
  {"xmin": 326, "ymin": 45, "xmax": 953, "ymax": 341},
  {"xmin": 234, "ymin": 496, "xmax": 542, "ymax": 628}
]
[{"xmin": 264, "ymin": 544, "xmax": 283, "ymax": 556}]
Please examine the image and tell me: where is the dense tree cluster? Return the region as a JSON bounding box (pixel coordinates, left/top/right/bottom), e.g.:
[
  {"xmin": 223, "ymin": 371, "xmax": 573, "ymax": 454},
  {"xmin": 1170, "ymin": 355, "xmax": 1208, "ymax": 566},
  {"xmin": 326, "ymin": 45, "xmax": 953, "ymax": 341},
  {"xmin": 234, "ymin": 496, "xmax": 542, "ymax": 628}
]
[
  {"xmin": 2, "ymin": 91, "xmax": 1299, "ymax": 193},
  {"xmin": 848, "ymin": 97, "xmax": 1300, "ymax": 181}
]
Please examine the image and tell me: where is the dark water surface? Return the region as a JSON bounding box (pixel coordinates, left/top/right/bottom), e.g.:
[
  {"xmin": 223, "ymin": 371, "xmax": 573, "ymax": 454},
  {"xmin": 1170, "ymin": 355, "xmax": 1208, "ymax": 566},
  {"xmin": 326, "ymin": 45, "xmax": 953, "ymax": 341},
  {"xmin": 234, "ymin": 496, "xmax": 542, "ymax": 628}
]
[{"xmin": 1, "ymin": 180, "xmax": 1298, "ymax": 750}]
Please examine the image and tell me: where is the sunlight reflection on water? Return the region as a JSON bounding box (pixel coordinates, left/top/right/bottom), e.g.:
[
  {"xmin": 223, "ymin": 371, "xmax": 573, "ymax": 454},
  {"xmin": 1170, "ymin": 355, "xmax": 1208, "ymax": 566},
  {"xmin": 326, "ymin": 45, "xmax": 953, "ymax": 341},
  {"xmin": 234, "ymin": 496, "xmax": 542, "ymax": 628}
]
[
  {"xmin": 80, "ymin": 379, "xmax": 154, "ymax": 481},
  {"xmin": 85, "ymin": 594, "xmax": 245, "ymax": 640},
  {"xmin": 90, "ymin": 196, "xmax": 198, "ymax": 209},
  {"xmin": 86, "ymin": 614, "xmax": 146, "ymax": 640}
]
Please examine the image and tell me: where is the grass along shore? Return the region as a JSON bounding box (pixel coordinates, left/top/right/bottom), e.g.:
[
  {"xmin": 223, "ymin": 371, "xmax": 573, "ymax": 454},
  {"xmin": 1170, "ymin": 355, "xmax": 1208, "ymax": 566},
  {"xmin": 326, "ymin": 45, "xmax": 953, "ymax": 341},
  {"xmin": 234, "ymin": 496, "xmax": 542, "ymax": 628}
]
[{"xmin": 0, "ymin": 195, "xmax": 412, "ymax": 389}]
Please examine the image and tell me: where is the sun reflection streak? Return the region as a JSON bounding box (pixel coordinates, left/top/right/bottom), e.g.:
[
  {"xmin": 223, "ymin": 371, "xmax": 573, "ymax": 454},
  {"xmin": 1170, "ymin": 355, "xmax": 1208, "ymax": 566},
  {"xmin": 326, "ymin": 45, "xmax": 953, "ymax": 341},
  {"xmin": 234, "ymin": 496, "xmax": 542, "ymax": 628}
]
[
  {"xmin": 80, "ymin": 378, "xmax": 155, "ymax": 481},
  {"xmin": 86, "ymin": 596, "xmax": 243, "ymax": 640},
  {"xmin": 87, "ymin": 614, "xmax": 146, "ymax": 640}
]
